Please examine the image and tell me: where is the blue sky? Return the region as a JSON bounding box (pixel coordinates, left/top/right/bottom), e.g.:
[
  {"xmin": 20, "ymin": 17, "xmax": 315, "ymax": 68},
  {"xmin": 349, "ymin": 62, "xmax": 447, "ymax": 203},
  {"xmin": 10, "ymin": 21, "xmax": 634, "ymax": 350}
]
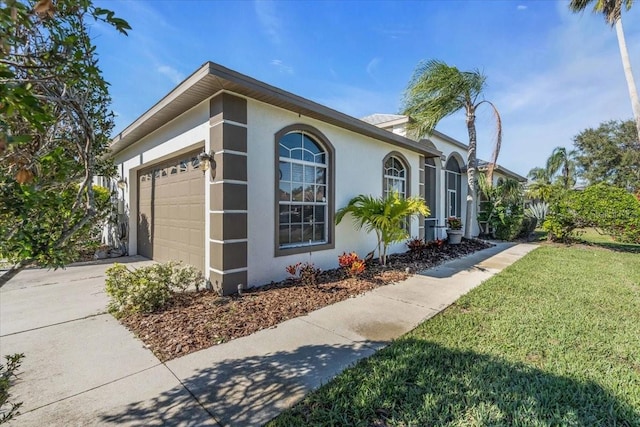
[{"xmin": 92, "ymin": 0, "xmax": 640, "ymax": 177}]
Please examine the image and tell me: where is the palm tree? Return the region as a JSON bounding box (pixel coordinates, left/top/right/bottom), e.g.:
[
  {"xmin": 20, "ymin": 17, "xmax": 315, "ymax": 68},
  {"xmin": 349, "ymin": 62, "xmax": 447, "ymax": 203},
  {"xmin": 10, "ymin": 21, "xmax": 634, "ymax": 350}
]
[
  {"xmin": 569, "ymin": 0, "xmax": 640, "ymax": 142},
  {"xmin": 335, "ymin": 192, "xmax": 429, "ymax": 265},
  {"xmin": 477, "ymin": 174, "xmax": 524, "ymax": 235},
  {"xmin": 526, "ymin": 166, "xmax": 554, "ymax": 202},
  {"xmin": 546, "ymin": 146, "xmax": 577, "ymax": 189},
  {"xmin": 402, "ymin": 60, "xmax": 502, "ymax": 239}
]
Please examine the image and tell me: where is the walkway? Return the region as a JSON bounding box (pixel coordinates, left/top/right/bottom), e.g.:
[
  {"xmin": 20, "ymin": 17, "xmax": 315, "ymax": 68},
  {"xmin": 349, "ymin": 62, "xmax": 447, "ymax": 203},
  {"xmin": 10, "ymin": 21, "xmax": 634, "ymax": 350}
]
[{"xmin": 1, "ymin": 242, "xmax": 537, "ymax": 426}]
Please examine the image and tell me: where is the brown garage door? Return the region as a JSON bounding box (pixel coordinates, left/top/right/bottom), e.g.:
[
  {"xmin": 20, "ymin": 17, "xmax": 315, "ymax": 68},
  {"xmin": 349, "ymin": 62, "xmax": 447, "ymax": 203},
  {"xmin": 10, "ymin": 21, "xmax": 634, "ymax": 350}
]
[{"xmin": 137, "ymin": 150, "xmax": 205, "ymax": 271}]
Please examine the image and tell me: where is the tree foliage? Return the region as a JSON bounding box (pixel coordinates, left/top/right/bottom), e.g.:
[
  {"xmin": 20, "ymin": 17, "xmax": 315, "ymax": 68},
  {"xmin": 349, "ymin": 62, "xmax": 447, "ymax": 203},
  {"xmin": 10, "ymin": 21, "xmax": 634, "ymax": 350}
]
[
  {"xmin": 0, "ymin": 0, "xmax": 129, "ymax": 286},
  {"xmin": 546, "ymin": 146, "xmax": 577, "ymax": 190},
  {"xmin": 402, "ymin": 59, "xmax": 502, "ymax": 239},
  {"xmin": 573, "ymin": 119, "xmax": 640, "ymax": 193},
  {"xmin": 477, "ymin": 174, "xmax": 527, "ymax": 240},
  {"xmin": 335, "ymin": 192, "xmax": 429, "ymax": 266}
]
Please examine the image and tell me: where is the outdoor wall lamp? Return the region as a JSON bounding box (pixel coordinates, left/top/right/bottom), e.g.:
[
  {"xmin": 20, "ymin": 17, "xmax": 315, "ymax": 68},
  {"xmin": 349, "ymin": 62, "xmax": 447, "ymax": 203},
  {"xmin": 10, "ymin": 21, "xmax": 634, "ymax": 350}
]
[
  {"xmin": 117, "ymin": 177, "xmax": 127, "ymax": 190},
  {"xmin": 198, "ymin": 151, "xmax": 214, "ymax": 173}
]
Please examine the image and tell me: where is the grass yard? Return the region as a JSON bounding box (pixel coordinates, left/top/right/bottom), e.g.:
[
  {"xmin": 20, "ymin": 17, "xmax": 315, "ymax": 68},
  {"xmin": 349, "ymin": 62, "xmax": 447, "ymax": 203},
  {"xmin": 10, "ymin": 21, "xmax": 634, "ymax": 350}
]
[
  {"xmin": 576, "ymin": 228, "xmax": 640, "ymax": 253},
  {"xmin": 269, "ymin": 244, "xmax": 640, "ymax": 426}
]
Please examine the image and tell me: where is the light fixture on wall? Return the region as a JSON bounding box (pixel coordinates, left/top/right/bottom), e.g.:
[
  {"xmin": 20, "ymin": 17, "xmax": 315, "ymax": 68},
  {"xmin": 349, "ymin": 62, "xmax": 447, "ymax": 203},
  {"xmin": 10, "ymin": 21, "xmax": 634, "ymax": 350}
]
[
  {"xmin": 198, "ymin": 151, "xmax": 214, "ymax": 173},
  {"xmin": 117, "ymin": 177, "xmax": 127, "ymax": 190}
]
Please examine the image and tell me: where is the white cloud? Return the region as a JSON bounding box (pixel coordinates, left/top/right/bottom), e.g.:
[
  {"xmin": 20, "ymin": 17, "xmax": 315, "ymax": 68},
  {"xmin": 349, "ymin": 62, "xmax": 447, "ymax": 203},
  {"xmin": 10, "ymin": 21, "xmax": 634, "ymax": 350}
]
[
  {"xmin": 366, "ymin": 57, "xmax": 382, "ymax": 79},
  {"xmin": 157, "ymin": 65, "xmax": 184, "ymax": 85},
  {"xmin": 517, "ymin": 5, "xmax": 527, "ymax": 11},
  {"xmin": 270, "ymin": 59, "xmax": 294, "ymax": 74},
  {"xmin": 255, "ymin": 0, "xmax": 282, "ymax": 45}
]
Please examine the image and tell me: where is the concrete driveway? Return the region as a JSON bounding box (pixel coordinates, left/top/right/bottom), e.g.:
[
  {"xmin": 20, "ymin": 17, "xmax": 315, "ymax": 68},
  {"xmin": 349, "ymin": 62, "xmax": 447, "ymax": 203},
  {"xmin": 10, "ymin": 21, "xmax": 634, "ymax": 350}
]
[{"xmin": 0, "ymin": 257, "xmax": 215, "ymax": 426}]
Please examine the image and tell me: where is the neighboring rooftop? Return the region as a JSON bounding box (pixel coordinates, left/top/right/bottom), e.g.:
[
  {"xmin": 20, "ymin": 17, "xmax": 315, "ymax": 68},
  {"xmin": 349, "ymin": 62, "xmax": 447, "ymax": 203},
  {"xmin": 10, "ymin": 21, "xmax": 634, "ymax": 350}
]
[
  {"xmin": 360, "ymin": 113, "xmax": 409, "ymax": 127},
  {"xmin": 363, "ymin": 112, "xmax": 526, "ymax": 182},
  {"xmin": 477, "ymin": 160, "xmax": 527, "ymax": 182}
]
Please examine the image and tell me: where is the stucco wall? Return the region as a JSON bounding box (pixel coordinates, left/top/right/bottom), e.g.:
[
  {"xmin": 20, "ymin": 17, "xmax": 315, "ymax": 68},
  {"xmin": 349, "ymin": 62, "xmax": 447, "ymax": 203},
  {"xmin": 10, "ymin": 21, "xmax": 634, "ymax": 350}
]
[
  {"xmin": 246, "ymin": 98, "xmax": 422, "ymax": 287},
  {"xmin": 112, "ymin": 101, "xmax": 210, "ymax": 256}
]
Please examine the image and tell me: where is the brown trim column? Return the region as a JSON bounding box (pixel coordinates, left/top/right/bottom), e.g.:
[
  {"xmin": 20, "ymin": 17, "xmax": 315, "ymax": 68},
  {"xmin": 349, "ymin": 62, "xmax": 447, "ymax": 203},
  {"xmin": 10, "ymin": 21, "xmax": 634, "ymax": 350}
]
[{"xmin": 209, "ymin": 93, "xmax": 248, "ymax": 295}]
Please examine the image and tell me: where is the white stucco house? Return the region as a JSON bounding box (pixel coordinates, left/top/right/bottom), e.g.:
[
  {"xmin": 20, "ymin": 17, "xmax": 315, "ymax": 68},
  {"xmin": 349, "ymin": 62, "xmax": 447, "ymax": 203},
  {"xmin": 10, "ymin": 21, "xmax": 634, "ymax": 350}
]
[{"xmin": 107, "ymin": 61, "xmax": 524, "ymax": 295}]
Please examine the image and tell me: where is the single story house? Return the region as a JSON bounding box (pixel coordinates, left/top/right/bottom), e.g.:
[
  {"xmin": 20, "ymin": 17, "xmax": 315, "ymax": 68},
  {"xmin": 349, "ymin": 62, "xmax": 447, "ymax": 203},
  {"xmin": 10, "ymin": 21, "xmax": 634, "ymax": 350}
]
[{"xmin": 107, "ymin": 61, "xmax": 525, "ymax": 295}]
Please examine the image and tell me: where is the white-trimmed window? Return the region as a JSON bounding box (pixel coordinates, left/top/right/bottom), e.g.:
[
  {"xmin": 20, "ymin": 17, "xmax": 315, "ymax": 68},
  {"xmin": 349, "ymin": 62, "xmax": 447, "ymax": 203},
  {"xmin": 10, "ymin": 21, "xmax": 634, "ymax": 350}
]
[
  {"xmin": 278, "ymin": 131, "xmax": 328, "ymax": 248},
  {"xmin": 383, "ymin": 156, "xmax": 407, "ymax": 198}
]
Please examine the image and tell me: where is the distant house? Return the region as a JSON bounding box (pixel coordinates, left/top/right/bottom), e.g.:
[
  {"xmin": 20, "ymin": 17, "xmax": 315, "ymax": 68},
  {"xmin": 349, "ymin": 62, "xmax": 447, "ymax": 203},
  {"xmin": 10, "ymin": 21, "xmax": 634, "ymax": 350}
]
[
  {"xmin": 360, "ymin": 113, "xmax": 526, "ymax": 239},
  {"xmin": 107, "ymin": 61, "xmax": 525, "ymax": 295}
]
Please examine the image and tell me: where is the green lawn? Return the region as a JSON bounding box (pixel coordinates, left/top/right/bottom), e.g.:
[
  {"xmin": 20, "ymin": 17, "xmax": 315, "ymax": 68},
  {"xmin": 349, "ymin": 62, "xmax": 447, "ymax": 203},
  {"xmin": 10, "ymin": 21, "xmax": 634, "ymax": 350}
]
[
  {"xmin": 269, "ymin": 245, "xmax": 640, "ymax": 426},
  {"xmin": 576, "ymin": 227, "xmax": 640, "ymax": 253}
]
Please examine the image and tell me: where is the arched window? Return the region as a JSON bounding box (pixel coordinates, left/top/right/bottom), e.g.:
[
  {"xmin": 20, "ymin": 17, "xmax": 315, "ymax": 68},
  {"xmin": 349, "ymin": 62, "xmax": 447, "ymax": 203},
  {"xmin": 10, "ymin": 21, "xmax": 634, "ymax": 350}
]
[
  {"xmin": 276, "ymin": 126, "xmax": 334, "ymax": 254},
  {"xmin": 445, "ymin": 157, "xmax": 462, "ymax": 218},
  {"xmin": 383, "ymin": 154, "xmax": 409, "ymax": 198}
]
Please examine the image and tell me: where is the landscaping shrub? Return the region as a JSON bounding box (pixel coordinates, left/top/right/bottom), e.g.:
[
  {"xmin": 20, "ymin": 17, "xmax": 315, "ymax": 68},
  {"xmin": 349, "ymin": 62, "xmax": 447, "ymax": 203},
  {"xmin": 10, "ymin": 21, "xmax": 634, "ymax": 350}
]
[
  {"xmin": 286, "ymin": 262, "xmax": 321, "ymax": 286},
  {"xmin": 105, "ymin": 261, "xmax": 203, "ymax": 317},
  {"xmin": 543, "ymin": 193, "xmax": 579, "ymax": 241},
  {"xmin": 0, "ymin": 353, "xmax": 24, "ymax": 424},
  {"xmin": 335, "ymin": 192, "xmax": 429, "ymax": 265},
  {"xmin": 525, "ymin": 201, "xmax": 549, "ymax": 227},
  {"xmin": 544, "ymin": 184, "xmax": 640, "ymax": 243},
  {"xmin": 575, "ymin": 184, "xmax": 640, "ymax": 244},
  {"xmin": 337, "ymin": 252, "xmax": 366, "ymax": 278},
  {"xmin": 518, "ymin": 217, "xmax": 538, "ymax": 239},
  {"xmin": 494, "ymin": 214, "xmax": 524, "ymax": 241},
  {"xmin": 406, "ymin": 238, "xmax": 427, "ymax": 255}
]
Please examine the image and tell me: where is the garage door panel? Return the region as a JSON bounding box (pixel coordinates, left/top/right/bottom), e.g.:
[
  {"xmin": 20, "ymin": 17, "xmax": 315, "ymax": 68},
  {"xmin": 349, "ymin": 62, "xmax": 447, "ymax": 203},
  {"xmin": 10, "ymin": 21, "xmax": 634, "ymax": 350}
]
[{"xmin": 137, "ymin": 150, "xmax": 205, "ymax": 272}]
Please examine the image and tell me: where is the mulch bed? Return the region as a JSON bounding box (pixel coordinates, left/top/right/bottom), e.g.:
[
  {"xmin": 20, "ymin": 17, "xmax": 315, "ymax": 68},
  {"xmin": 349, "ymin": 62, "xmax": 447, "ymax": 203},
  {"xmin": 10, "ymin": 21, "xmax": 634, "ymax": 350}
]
[{"xmin": 120, "ymin": 239, "xmax": 493, "ymax": 361}]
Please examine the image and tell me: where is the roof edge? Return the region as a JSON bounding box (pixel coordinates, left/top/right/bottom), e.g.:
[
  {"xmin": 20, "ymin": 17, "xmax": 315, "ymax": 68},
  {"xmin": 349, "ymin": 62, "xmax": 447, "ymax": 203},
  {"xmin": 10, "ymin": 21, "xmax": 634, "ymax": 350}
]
[{"xmin": 109, "ymin": 62, "xmax": 442, "ymax": 159}]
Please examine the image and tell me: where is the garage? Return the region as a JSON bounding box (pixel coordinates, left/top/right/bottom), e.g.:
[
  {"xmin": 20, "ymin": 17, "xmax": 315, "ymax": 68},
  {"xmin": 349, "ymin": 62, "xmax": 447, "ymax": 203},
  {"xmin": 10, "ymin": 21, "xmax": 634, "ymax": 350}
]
[{"xmin": 137, "ymin": 150, "xmax": 205, "ymax": 271}]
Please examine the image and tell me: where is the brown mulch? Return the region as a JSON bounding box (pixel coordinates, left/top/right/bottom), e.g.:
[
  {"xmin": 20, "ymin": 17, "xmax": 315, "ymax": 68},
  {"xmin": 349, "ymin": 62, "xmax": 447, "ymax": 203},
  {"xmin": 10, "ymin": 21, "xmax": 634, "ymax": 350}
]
[{"xmin": 120, "ymin": 239, "xmax": 493, "ymax": 361}]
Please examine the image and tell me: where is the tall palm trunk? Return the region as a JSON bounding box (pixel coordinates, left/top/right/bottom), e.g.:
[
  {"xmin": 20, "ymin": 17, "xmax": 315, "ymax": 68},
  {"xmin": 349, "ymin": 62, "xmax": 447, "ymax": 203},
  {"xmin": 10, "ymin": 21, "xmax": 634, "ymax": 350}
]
[
  {"xmin": 615, "ymin": 17, "xmax": 640, "ymax": 142},
  {"xmin": 465, "ymin": 108, "xmax": 477, "ymax": 240}
]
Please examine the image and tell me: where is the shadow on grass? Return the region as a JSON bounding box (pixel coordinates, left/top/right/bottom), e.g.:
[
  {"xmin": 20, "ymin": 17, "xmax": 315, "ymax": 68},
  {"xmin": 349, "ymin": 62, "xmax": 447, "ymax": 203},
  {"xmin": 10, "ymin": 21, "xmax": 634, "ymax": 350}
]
[
  {"xmin": 99, "ymin": 341, "xmax": 382, "ymax": 426},
  {"xmin": 272, "ymin": 339, "xmax": 640, "ymax": 427},
  {"xmin": 577, "ymin": 239, "xmax": 640, "ymax": 254},
  {"xmin": 98, "ymin": 338, "xmax": 638, "ymax": 426}
]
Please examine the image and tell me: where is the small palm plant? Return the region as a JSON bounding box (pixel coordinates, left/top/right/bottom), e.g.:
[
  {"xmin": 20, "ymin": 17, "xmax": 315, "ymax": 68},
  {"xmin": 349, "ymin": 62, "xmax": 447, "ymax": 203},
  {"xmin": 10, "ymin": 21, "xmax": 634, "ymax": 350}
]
[{"xmin": 336, "ymin": 192, "xmax": 429, "ymax": 266}]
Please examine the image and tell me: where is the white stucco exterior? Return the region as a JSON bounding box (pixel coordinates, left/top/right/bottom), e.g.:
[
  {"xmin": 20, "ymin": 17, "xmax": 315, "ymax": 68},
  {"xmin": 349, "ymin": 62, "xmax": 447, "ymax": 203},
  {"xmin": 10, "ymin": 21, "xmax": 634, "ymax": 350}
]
[
  {"xmin": 246, "ymin": 99, "xmax": 422, "ymax": 286},
  {"xmin": 112, "ymin": 101, "xmax": 210, "ymax": 257},
  {"xmin": 108, "ymin": 62, "xmax": 525, "ymax": 294}
]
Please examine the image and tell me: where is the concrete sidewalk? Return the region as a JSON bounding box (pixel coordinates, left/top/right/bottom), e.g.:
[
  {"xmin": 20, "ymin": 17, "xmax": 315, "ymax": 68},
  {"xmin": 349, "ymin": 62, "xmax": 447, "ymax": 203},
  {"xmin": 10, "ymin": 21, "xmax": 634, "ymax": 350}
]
[{"xmin": 1, "ymin": 242, "xmax": 537, "ymax": 426}]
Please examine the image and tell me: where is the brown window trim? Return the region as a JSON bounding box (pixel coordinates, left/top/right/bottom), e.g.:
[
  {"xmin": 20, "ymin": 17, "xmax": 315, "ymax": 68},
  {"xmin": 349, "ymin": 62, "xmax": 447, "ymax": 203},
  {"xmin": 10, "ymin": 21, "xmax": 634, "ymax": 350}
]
[{"xmin": 274, "ymin": 124, "xmax": 335, "ymax": 257}]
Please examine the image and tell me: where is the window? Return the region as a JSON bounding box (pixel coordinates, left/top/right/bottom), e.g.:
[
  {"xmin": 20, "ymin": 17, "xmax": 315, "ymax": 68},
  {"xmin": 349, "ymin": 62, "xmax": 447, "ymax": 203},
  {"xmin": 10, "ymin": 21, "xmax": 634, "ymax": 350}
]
[
  {"xmin": 445, "ymin": 157, "xmax": 462, "ymax": 218},
  {"xmin": 277, "ymin": 128, "xmax": 333, "ymax": 252},
  {"xmin": 383, "ymin": 154, "xmax": 409, "ymax": 198}
]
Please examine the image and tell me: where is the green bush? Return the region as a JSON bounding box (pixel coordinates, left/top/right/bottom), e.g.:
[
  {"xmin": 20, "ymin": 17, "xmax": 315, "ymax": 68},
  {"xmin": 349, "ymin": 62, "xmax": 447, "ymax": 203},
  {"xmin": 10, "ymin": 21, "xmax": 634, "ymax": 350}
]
[
  {"xmin": 518, "ymin": 217, "xmax": 538, "ymax": 238},
  {"xmin": 0, "ymin": 353, "xmax": 24, "ymax": 424},
  {"xmin": 575, "ymin": 184, "xmax": 640, "ymax": 244},
  {"xmin": 543, "ymin": 184, "xmax": 640, "ymax": 243},
  {"xmin": 494, "ymin": 214, "xmax": 524, "ymax": 241},
  {"xmin": 0, "ymin": 183, "xmax": 113, "ymax": 269},
  {"xmin": 105, "ymin": 261, "xmax": 203, "ymax": 317}
]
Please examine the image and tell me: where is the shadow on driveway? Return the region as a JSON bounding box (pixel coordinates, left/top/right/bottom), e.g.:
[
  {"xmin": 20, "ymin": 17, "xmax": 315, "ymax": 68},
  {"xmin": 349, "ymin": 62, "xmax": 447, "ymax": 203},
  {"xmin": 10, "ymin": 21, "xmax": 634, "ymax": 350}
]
[{"xmin": 99, "ymin": 342, "xmax": 383, "ymax": 426}]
